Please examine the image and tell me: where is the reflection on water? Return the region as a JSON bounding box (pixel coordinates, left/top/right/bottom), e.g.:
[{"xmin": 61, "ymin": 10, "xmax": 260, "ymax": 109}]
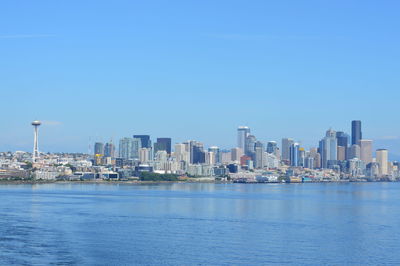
[{"xmin": 0, "ymin": 183, "xmax": 399, "ymax": 265}]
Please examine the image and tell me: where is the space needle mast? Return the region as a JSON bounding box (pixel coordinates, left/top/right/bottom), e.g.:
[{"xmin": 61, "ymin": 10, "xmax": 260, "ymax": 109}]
[{"xmin": 31, "ymin": 120, "xmax": 41, "ymax": 162}]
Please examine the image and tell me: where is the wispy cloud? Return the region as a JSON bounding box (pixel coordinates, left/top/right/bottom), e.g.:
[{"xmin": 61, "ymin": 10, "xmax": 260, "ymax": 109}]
[
  {"xmin": 209, "ymin": 33, "xmax": 327, "ymax": 41},
  {"xmin": 42, "ymin": 120, "xmax": 62, "ymax": 126},
  {"xmin": 0, "ymin": 34, "xmax": 55, "ymax": 39}
]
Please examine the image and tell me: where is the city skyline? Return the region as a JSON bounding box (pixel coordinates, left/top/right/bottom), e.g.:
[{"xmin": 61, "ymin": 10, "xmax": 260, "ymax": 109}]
[
  {"xmin": 17, "ymin": 119, "xmax": 399, "ymax": 164},
  {"xmin": 3, "ymin": 119, "xmax": 394, "ymax": 181},
  {"xmin": 2, "ymin": 119, "xmax": 400, "ymax": 161}
]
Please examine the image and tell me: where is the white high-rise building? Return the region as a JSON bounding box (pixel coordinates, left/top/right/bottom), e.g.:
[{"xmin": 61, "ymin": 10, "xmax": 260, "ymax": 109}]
[
  {"xmin": 174, "ymin": 143, "xmax": 189, "ymax": 163},
  {"xmin": 237, "ymin": 126, "xmax": 250, "ymax": 152},
  {"xmin": 139, "ymin": 148, "xmax": 151, "ymax": 163},
  {"xmin": 376, "ymin": 149, "xmax": 389, "ymax": 176},
  {"xmin": 231, "ymin": 147, "xmax": 243, "ymax": 162},
  {"xmin": 208, "ymin": 146, "xmax": 220, "ymax": 164},
  {"xmin": 360, "ymin": 139, "xmax": 373, "ymax": 165},
  {"xmin": 320, "ymin": 129, "xmax": 337, "ymax": 168}
]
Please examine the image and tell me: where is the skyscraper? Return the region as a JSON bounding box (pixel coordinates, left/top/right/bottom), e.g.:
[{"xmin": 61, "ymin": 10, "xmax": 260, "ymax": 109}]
[
  {"xmin": 154, "ymin": 138, "xmax": 172, "ymax": 155},
  {"xmin": 94, "ymin": 142, "xmax": 104, "ymax": 156},
  {"xmin": 360, "ymin": 139, "xmax": 373, "ymax": 165},
  {"xmin": 208, "ymin": 146, "xmax": 220, "ymax": 164},
  {"xmin": 104, "ymin": 142, "xmax": 115, "ymax": 158},
  {"xmin": 245, "ymin": 135, "xmax": 257, "ymax": 157},
  {"xmin": 119, "ymin": 138, "xmax": 141, "ymax": 160},
  {"xmin": 282, "ymin": 138, "xmax": 294, "ymax": 163},
  {"xmin": 254, "ymin": 141, "xmax": 264, "ymax": 168},
  {"xmin": 289, "ymin": 143, "xmax": 300, "ymax": 167},
  {"xmin": 349, "ymin": 144, "xmax": 361, "ymax": 159},
  {"xmin": 376, "ymin": 149, "xmax": 389, "ymax": 176},
  {"xmin": 133, "ymin": 135, "xmax": 151, "ymax": 148},
  {"xmin": 321, "ymin": 129, "xmax": 338, "ymax": 168},
  {"xmin": 237, "ymin": 126, "xmax": 250, "ymax": 152},
  {"xmin": 336, "ymin": 131, "xmax": 348, "ymax": 161},
  {"xmin": 230, "ymin": 147, "xmax": 243, "ymax": 162},
  {"xmin": 174, "ymin": 143, "xmax": 189, "ymax": 163},
  {"xmin": 298, "ymin": 147, "xmax": 305, "ymax": 167},
  {"xmin": 139, "ymin": 148, "xmax": 151, "ymax": 163},
  {"xmin": 190, "ymin": 141, "xmax": 205, "ymax": 164},
  {"xmin": 337, "ymin": 146, "xmax": 346, "ymax": 161},
  {"xmin": 266, "ymin": 141, "xmax": 278, "ymax": 154},
  {"xmin": 336, "ymin": 131, "xmax": 349, "ymax": 148},
  {"xmin": 351, "ymin": 120, "xmax": 362, "ymax": 145}
]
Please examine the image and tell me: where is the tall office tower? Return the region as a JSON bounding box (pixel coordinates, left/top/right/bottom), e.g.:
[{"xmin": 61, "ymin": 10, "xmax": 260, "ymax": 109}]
[
  {"xmin": 282, "ymin": 138, "xmax": 294, "ymax": 163},
  {"xmin": 237, "ymin": 126, "xmax": 250, "ymax": 152},
  {"xmin": 360, "ymin": 139, "xmax": 373, "ymax": 165},
  {"xmin": 308, "ymin": 147, "xmax": 319, "ymax": 169},
  {"xmin": 139, "ymin": 148, "xmax": 151, "ymax": 163},
  {"xmin": 298, "ymin": 147, "xmax": 305, "ymax": 167},
  {"xmin": 174, "ymin": 143, "xmax": 189, "ymax": 163},
  {"xmin": 254, "ymin": 141, "xmax": 265, "ymax": 168},
  {"xmin": 351, "ymin": 120, "xmax": 362, "ymax": 145},
  {"xmin": 221, "ymin": 150, "xmax": 232, "ymax": 164},
  {"xmin": 231, "ymin": 147, "xmax": 244, "ymax": 161},
  {"xmin": 305, "ymin": 156, "xmax": 315, "ymax": 169},
  {"xmin": 182, "ymin": 141, "xmax": 191, "ymax": 153},
  {"xmin": 349, "ymin": 144, "xmax": 361, "ymax": 159},
  {"xmin": 315, "ymin": 153, "xmax": 321, "ymax": 169},
  {"xmin": 336, "ymin": 131, "xmax": 349, "ymax": 147},
  {"xmin": 31, "ymin": 120, "xmax": 41, "ymax": 162},
  {"xmin": 133, "ymin": 135, "xmax": 151, "ymax": 148},
  {"xmin": 376, "ymin": 149, "xmax": 389, "ymax": 176},
  {"xmin": 336, "ymin": 131, "xmax": 348, "ymax": 160},
  {"xmin": 208, "ymin": 146, "xmax": 220, "ymax": 164},
  {"xmin": 104, "ymin": 142, "xmax": 115, "ymax": 158},
  {"xmin": 154, "ymin": 138, "xmax": 172, "ymax": 155},
  {"xmin": 289, "ymin": 143, "xmax": 300, "ymax": 167},
  {"xmin": 266, "ymin": 141, "xmax": 278, "ymax": 154},
  {"xmin": 94, "ymin": 142, "xmax": 104, "ymax": 156},
  {"xmin": 321, "ymin": 129, "xmax": 338, "ymax": 168},
  {"xmin": 245, "ymin": 134, "xmax": 257, "ymax": 157},
  {"xmin": 337, "ymin": 146, "xmax": 346, "ymax": 161},
  {"xmin": 93, "ymin": 142, "xmax": 104, "ymax": 166},
  {"xmin": 205, "ymin": 151, "xmax": 214, "ymax": 165},
  {"xmin": 119, "ymin": 137, "xmax": 141, "ymax": 160},
  {"xmin": 190, "ymin": 141, "xmax": 205, "ymax": 164}
]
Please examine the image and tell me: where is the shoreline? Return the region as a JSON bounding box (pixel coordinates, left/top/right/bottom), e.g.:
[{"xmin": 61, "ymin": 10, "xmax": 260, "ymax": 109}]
[{"xmin": 0, "ymin": 179, "xmax": 398, "ymax": 185}]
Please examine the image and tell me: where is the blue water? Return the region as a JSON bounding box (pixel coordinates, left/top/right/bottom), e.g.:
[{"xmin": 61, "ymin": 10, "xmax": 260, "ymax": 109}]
[{"xmin": 0, "ymin": 183, "xmax": 399, "ymax": 265}]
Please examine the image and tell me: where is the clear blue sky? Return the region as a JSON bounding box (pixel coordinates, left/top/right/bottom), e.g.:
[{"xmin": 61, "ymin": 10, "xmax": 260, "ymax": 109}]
[{"xmin": 1, "ymin": 0, "xmax": 399, "ymax": 158}]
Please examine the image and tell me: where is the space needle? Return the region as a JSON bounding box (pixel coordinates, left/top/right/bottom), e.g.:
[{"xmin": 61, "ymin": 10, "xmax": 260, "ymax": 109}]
[{"xmin": 31, "ymin": 120, "xmax": 41, "ymax": 162}]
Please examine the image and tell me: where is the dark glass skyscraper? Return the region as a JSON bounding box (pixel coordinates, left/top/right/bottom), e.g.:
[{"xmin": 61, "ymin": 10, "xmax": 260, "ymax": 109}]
[
  {"xmin": 133, "ymin": 135, "xmax": 151, "ymax": 148},
  {"xmin": 94, "ymin": 142, "xmax": 104, "ymax": 156},
  {"xmin": 190, "ymin": 141, "xmax": 205, "ymax": 164},
  {"xmin": 154, "ymin": 138, "xmax": 172, "ymax": 154},
  {"xmin": 336, "ymin": 131, "xmax": 348, "ymax": 147},
  {"xmin": 351, "ymin": 120, "xmax": 362, "ymax": 145}
]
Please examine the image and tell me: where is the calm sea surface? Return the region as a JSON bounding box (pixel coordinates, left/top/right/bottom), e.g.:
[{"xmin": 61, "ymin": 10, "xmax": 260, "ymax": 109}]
[{"xmin": 0, "ymin": 182, "xmax": 399, "ymax": 265}]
